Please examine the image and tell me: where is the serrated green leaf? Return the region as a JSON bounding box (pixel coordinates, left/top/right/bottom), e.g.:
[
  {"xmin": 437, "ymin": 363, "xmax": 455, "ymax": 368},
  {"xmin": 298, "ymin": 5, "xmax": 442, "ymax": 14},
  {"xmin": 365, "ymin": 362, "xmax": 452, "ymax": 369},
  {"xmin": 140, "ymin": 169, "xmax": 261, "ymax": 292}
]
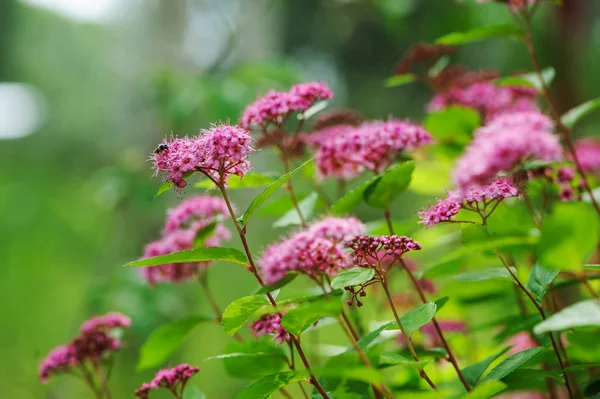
[
  {"xmin": 236, "ymin": 372, "xmax": 300, "ymax": 399},
  {"xmin": 424, "ymin": 106, "xmax": 480, "ymax": 144},
  {"xmin": 222, "ymin": 341, "xmax": 289, "ymax": 380},
  {"xmin": 273, "ymin": 192, "xmax": 319, "ymax": 228},
  {"xmin": 240, "ymin": 159, "xmax": 312, "ymax": 226},
  {"xmin": 137, "ymin": 316, "xmax": 212, "ymax": 370},
  {"xmin": 280, "ymin": 298, "xmax": 341, "ymax": 337},
  {"xmin": 364, "ymin": 161, "xmax": 415, "ymax": 208},
  {"xmin": 385, "ymin": 73, "xmax": 418, "ymax": 88},
  {"xmin": 461, "ymin": 347, "xmax": 511, "ymax": 387},
  {"xmin": 357, "ymin": 321, "xmax": 396, "ymax": 350},
  {"xmin": 330, "ymin": 175, "xmax": 380, "ymax": 215},
  {"xmin": 402, "ymin": 302, "xmax": 437, "ymax": 336},
  {"xmin": 458, "ymin": 380, "xmax": 506, "ymax": 399},
  {"xmin": 481, "ymin": 347, "xmax": 543, "ymax": 382},
  {"xmin": 255, "ymin": 274, "xmax": 298, "ymax": 295},
  {"xmin": 195, "ymin": 172, "xmax": 279, "ymax": 189},
  {"xmin": 330, "ymin": 268, "xmax": 375, "ymax": 290},
  {"xmin": 525, "ymin": 263, "xmax": 559, "ymax": 303},
  {"xmin": 537, "ymin": 202, "xmax": 600, "ymax": 271},
  {"xmin": 125, "ymin": 247, "xmax": 249, "ymax": 268},
  {"xmin": 533, "ymin": 299, "xmax": 600, "ymax": 335},
  {"xmin": 561, "ymin": 96, "xmax": 600, "ymax": 129},
  {"xmin": 436, "ymin": 24, "xmax": 525, "ymax": 45},
  {"xmin": 222, "ymin": 295, "xmax": 270, "ymax": 336},
  {"xmin": 454, "ymin": 267, "xmax": 516, "ymax": 283}
]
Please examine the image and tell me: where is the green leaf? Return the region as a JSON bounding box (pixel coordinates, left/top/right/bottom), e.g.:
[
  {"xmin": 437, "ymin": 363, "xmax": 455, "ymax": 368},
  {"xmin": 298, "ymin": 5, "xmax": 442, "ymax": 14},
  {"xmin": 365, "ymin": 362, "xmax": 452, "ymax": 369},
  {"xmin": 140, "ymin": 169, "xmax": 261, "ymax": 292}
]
[
  {"xmin": 364, "ymin": 161, "xmax": 415, "ymax": 208},
  {"xmin": 436, "ymin": 24, "xmax": 525, "ymax": 45},
  {"xmin": 424, "ymin": 106, "xmax": 481, "ymax": 144},
  {"xmin": 125, "ymin": 247, "xmax": 249, "ymax": 268},
  {"xmin": 240, "ymin": 159, "xmax": 312, "ymax": 226},
  {"xmin": 330, "ymin": 268, "xmax": 375, "ymax": 290},
  {"xmin": 561, "ymin": 96, "xmax": 600, "ymax": 129},
  {"xmin": 193, "ymin": 217, "xmax": 220, "ymax": 248},
  {"xmin": 330, "ymin": 175, "xmax": 380, "ymax": 216},
  {"xmin": 273, "ymin": 192, "xmax": 319, "ymax": 228},
  {"xmin": 401, "ymin": 302, "xmax": 437, "ymax": 336},
  {"xmin": 434, "ymin": 296, "xmax": 450, "ymax": 311},
  {"xmin": 357, "ymin": 321, "xmax": 396, "ymax": 350},
  {"xmin": 137, "ymin": 316, "xmax": 212, "ymax": 370},
  {"xmin": 481, "ymin": 347, "xmax": 543, "ymax": 382},
  {"xmin": 280, "ymin": 298, "xmax": 341, "ymax": 337},
  {"xmin": 458, "ymin": 380, "xmax": 506, "ymax": 399},
  {"xmin": 315, "ymin": 367, "xmax": 384, "ymax": 385},
  {"xmin": 195, "ymin": 172, "xmax": 279, "ymax": 189},
  {"xmin": 255, "ymin": 274, "xmax": 298, "ymax": 295},
  {"xmin": 537, "ymin": 202, "xmax": 600, "ymax": 271},
  {"xmin": 236, "ymin": 372, "xmax": 300, "ymax": 399},
  {"xmin": 183, "ymin": 387, "xmax": 206, "ymax": 399},
  {"xmin": 300, "ymin": 100, "xmax": 328, "ymax": 120},
  {"xmin": 454, "ymin": 267, "xmax": 516, "ymax": 283},
  {"xmin": 461, "ymin": 347, "xmax": 511, "ymax": 387},
  {"xmin": 533, "ymin": 299, "xmax": 600, "ymax": 335},
  {"xmin": 385, "ymin": 73, "xmax": 418, "ymax": 88},
  {"xmin": 461, "ymin": 224, "xmax": 493, "ymax": 245},
  {"xmin": 222, "ymin": 295, "xmax": 270, "ymax": 336},
  {"xmin": 564, "ymin": 362, "xmax": 600, "ymax": 372},
  {"xmin": 379, "ymin": 351, "xmax": 433, "ymax": 369},
  {"xmin": 221, "ymin": 341, "xmax": 289, "ymax": 380},
  {"xmin": 428, "ymin": 56, "xmax": 450, "ymax": 78},
  {"xmin": 496, "ymin": 67, "xmax": 556, "ymax": 92},
  {"xmin": 525, "ymin": 263, "xmax": 559, "ymax": 303},
  {"xmin": 584, "ymin": 264, "xmax": 600, "ymax": 270}
]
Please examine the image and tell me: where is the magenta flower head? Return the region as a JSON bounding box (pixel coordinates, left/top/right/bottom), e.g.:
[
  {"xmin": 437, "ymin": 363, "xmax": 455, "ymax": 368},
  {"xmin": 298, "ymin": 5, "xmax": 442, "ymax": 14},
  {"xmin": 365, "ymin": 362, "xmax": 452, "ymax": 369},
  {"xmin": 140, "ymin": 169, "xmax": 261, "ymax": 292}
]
[
  {"xmin": 453, "ymin": 111, "xmax": 562, "ymax": 193},
  {"xmin": 240, "ymin": 81, "xmax": 333, "ymax": 129},
  {"xmin": 250, "ymin": 313, "xmax": 291, "ymax": 344},
  {"xmin": 428, "ymin": 81, "xmax": 538, "ymax": 122},
  {"xmin": 135, "ymin": 364, "xmax": 200, "ymax": 398},
  {"xmin": 313, "ymin": 119, "xmax": 432, "ymax": 179},
  {"xmin": 152, "ymin": 123, "xmax": 253, "ymax": 189},
  {"xmin": 573, "ymin": 138, "xmax": 600, "ymax": 173},
  {"xmin": 163, "ymin": 195, "xmax": 229, "ymax": 235},
  {"xmin": 80, "ymin": 312, "xmax": 131, "ymax": 334},
  {"xmin": 346, "ymin": 235, "xmax": 422, "ymax": 268},
  {"xmin": 418, "ymin": 198, "xmax": 461, "ymax": 228},
  {"xmin": 260, "ymin": 217, "xmax": 365, "ymax": 284},
  {"xmin": 39, "ymin": 344, "xmax": 78, "ymax": 383}
]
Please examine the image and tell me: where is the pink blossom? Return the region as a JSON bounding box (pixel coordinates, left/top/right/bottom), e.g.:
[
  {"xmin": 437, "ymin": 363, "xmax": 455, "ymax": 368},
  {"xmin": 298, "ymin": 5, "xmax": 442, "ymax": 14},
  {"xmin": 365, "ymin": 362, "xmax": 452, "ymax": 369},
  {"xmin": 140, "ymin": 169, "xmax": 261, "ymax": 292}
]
[
  {"xmin": 573, "ymin": 138, "xmax": 600, "ymax": 172},
  {"xmin": 80, "ymin": 312, "xmax": 131, "ymax": 334},
  {"xmin": 418, "ymin": 198, "xmax": 461, "ymax": 227},
  {"xmin": 240, "ymin": 82, "xmax": 333, "ymax": 129},
  {"xmin": 250, "ymin": 313, "xmax": 290, "ymax": 344},
  {"xmin": 259, "ymin": 217, "xmax": 365, "ymax": 283},
  {"xmin": 346, "ymin": 235, "xmax": 423, "ymax": 268},
  {"xmin": 556, "ymin": 167, "xmax": 575, "ymax": 183},
  {"xmin": 163, "ymin": 195, "xmax": 229, "ymax": 234},
  {"xmin": 560, "ymin": 186, "xmax": 574, "ymax": 202},
  {"xmin": 453, "ymin": 112, "xmax": 562, "ymax": 193},
  {"xmin": 152, "ymin": 124, "xmax": 253, "ymax": 188},
  {"xmin": 134, "ymin": 383, "xmax": 153, "ymax": 399},
  {"xmin": 507, "ymin": 331, "xmax": 537, "ymax": 355},
  {"xmin": 427, "ymin": 82, "xmax": 538, "ymax": 122},
  {"xmin": 72, "ymin": 330, "xmax": 121, "ymax": 361},
  {"xmin": 39, "ymin": 344, "xmax": 78, "ymax": 383},
  {"xmin": 314, "ymin": 120, "xmax": 432, "ymax": 179},
  {"xmin": 135, "ymin": 364, "xmax": 200, "ymax": 398}
]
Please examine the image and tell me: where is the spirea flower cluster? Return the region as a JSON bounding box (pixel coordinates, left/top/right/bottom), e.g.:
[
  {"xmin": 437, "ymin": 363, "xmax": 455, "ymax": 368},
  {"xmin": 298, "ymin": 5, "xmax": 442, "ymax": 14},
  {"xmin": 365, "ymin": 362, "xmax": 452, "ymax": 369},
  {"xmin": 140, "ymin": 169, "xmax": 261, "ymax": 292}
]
[
  {"xmin": 260, "ymin": 217, "xmax": 365, "ymax": 283},
  {"xmin": 453, "ymin": 111, "xmax": 562, "ymax": 192},
  {"xmin": 39, "ymin": 312, "xmax": 131, "ymax": 383},
  {"xmin": 240, "ymin": 82, "xmax": 334, "ymax": 129},
  {"xmin": 312, "ymin": 119, "xmax": 432, "ymax": 179},
  {"xmin": 250, "ymin": 313, "xmax": 290, "ymax": 344},
  {"xmin": 141, "ymin": 195, "xmax": 231, "ymax": 284},
  {"xmin": 346, "ymin": 235, "xmax": 423, "ymax": 268},
  {"xmin": 419, "ymin": 177, "xmax": 521, "ymax": 227},
  {"xmin": 135, "ymin": 363, "xmax": 200, "ymax": 398},
  {"xmin": 573, "ymin": 138, "xmax": 600, "ymax": 173},
  {"xmin": 152, "ymin": 124, "xmax": 253, "ymax": 188},
  {"xmin": 428, "ymin": 82, "xmax": 539, "ymax": 122}
]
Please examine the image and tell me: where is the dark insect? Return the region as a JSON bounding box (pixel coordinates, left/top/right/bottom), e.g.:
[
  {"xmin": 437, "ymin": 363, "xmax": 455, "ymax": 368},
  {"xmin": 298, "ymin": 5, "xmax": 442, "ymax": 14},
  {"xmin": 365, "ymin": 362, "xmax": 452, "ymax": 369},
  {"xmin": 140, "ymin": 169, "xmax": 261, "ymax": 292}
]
[{"xmin": 153, "ymin": 144, "xmax": 169, "ymax": 154}]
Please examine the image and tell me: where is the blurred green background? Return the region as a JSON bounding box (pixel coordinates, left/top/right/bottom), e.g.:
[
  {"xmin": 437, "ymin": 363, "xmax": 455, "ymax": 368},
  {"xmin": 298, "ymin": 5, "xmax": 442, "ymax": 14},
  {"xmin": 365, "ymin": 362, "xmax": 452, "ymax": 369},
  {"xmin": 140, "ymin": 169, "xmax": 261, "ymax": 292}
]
[{"xmin": 2, "ymin": 0, "xmax": 600, "ymax": 397}]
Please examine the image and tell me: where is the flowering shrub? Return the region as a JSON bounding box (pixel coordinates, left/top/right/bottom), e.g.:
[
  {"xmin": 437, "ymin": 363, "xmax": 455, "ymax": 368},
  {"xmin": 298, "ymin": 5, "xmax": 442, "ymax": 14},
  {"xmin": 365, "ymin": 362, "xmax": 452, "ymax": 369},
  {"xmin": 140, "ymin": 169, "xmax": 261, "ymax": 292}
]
[{"xmin": 39, "ymin": 1, "xmax": 600, "ymax": 398}]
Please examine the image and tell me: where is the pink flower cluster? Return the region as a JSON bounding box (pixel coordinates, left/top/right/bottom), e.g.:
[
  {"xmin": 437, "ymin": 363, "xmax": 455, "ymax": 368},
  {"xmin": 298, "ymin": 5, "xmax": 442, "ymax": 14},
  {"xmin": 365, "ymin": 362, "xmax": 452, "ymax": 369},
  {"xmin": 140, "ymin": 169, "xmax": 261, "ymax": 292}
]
[
  {"xmin": 453, "ymin": 112, "xmax": 562, "ymax": 192},
  {"xmin": 240, "ymin": 82, "xmax": 334, "ymax": 129},
  {"xmin": 260, "ymin": 217, "xmax": 365, "ymax": 283},
  {"xmin": 250, "ymin": 313, "xmax": 290, "ymax": 344},
  {"xmin": 141, "ymin": 196, "xmax": 231, "ymax": 284},
  {"xmin": 312, "ymin": 119, "xmax": 432, "ymax": 179},
  {"xmin": 428, "ymin": 82, "xmax": 538, "ymax": 122},
  {"xmin": 135, "ymin": 363, "xmax": 200, "ymax": 398},
  {"xmin": 573, "ymin": 138, "xmax": 600, "ymax": 172},
  {"xmin": 152, "ymin": 124, "xmax": 253, "ymax": 188},
  {"xmin": 39, "ymin": 312, "xmax": 131, "ymax": 383},
  {"xmin": 346, "ymin": 235, "xmax": 423, "ymax": 268},
  {"xmin": 419, "ymin": 177, "xmax": 521, "ymax": 227}
]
